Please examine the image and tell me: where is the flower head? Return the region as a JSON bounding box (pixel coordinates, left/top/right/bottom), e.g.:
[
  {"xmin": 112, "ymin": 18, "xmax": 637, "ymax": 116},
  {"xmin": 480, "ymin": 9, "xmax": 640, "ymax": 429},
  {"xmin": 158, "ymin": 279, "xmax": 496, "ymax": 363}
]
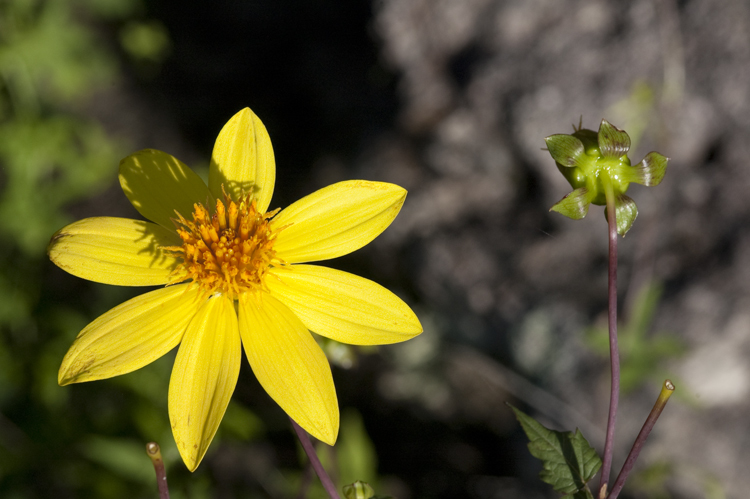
[
  {"xmin": 48, "ymin": 108, "xmax": 422, "ymax": 470},
  {"xmin": 545, "ymin": 119, "xmax": 669, "ymax": 235}
]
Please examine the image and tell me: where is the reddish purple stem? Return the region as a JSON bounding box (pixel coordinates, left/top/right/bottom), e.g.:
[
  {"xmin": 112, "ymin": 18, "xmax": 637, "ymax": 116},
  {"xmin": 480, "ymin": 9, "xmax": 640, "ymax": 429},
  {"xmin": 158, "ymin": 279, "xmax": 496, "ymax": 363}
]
[
  {"xmin": 146, "ymin": 442, "xmax": 170, "ymax": 499},
  {"xmin": 598, "ymin": 190, "xmax": 621, "ymax": 499},
  {"xmin": 290, "ymin": 417, "xmax": 341, "ymax": 499},
  {"xmin": 607, "ymin": 380, "xmax": 675, "ymax": 498}
]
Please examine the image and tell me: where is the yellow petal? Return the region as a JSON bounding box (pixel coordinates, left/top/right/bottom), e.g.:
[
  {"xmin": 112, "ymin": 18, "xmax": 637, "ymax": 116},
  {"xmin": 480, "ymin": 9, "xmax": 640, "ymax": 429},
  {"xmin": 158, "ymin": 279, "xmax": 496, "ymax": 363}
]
[
  {"xmin": 209, "ymin": 108, "xmax": 276, "ymax": 212},
  {"xmin": 48, "ymin": 217, "xmax": 181, "ymax": 286},
  {"xmin": 59, "ymin": 285, "xmax": 202, "ymax": 385},
  {"xmin": 238, "ymin": 292, "xmax": 338, "ymax": 444},
  {"xmin": 119, "ymin": 149, "xmax": 213, "ymax": 230},
  {"xmin": 268, "ymin": 265, "xmax": 422, "ymax": 345},
  {"xmin": 271, "ymin": 180, "xmax": 406, "ymax": 263},
  {"xmin": 169, "ymin": 294, "xmax": 241, "ymax": 471}
]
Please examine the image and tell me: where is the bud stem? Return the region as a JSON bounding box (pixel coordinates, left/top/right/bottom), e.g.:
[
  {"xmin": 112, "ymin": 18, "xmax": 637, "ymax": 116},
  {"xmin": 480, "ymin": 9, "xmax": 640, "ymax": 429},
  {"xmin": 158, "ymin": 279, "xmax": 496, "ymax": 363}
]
[
  {"xmin": 607, "ymin": 380, "xmax": 675, "ymax": 499},
  {"xmin": 598, "ymin": 180, "xmax": 621, "ymax": 498},
  {"xmin": 290, "ymin": 417, "xmax": 341, "ymax": 499},
  {"xmin": 146, "ymin": 442, "xmax": 170, "ymax": 499}
]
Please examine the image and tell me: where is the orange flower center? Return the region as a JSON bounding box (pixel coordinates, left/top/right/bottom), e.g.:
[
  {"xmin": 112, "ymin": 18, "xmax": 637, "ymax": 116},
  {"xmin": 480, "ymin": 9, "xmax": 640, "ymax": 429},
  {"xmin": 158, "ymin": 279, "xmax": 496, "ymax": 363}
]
[{"xmin": 167, "ymin": 193, "xmax": 282, "ymax": 299}]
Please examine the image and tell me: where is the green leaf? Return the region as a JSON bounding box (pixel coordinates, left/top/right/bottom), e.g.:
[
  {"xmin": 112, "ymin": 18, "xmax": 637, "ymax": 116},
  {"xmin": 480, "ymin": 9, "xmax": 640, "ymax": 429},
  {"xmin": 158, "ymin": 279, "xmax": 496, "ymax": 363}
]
[
  {"xmin": 545, "ymin": 134, "xmax": 587, "ymax": 168},
  {"xmin": 623, "ymin": 152, "xmax": 669, "ymax": 186},
  {"xmin": 510, "ymin": 405, "xmax": 601, "ymax": 496},
  {"xmin": 597, "ymin": 120, "xmax": 631, "ymax": 158},
  {"xmin": 337, "ymin": 409, "xmax": 379, "ymax": 486},
  {"xmin": 550, "ymin": 188, "xmax": 593, "ymax": 220},
  {"xmin": 604, "ymin": 194, "xmax": 638, "ymax": 236}
]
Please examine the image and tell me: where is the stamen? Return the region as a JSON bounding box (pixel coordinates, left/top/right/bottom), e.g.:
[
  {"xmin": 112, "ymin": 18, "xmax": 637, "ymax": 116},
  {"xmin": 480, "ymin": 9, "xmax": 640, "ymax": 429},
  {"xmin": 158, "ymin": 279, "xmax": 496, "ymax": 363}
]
[
  {"xmin": 216, "ymin": 200, "xmax": 227, "ymax": 230},
  {"xmin": 228, "ymin": 202, "xmax": 238, "ymax": 231},
  {"xmin": 165, "ymin": 191, "xmax": 284, "ymax": 300}
]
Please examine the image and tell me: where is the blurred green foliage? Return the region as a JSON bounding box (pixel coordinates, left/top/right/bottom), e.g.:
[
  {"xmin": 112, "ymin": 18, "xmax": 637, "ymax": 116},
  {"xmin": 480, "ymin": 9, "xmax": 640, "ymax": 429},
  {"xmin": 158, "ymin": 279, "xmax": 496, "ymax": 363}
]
[
  {"xmin": 0, "ymin": 0, "xmax": 197, "ymax": 496},
  {"xmin": 626, "ymin": 461, "xmax": 728, "ymax": 499},
  {"xmin": 0, "ymin": 0, "xmax": 134, "ymax": 253},
  {"xmin": 607, "ymin": 81, "xmax": 656, "ymax": 154},
  {"xmin": 627, "ymin": 461, "xmax": 673, "ymax": 499},
  {"xmin": 585, "ymin": 282, "xmax": 686, "ymax": 394},
  {"xmin": 119, "ymin": 19, "xmax": 171, "ymax": 77}
]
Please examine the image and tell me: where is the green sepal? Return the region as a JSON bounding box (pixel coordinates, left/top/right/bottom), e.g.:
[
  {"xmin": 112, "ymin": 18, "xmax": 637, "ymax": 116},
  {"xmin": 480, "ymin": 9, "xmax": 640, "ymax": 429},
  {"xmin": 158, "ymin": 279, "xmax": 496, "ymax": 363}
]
[
  {"xmin": 604, "ymin": 193, "xmax": 638, "ymax": 236},
  {"xmin": 545, "ymin": 134, "xmax": 587, "ymax": 168},
  {"xmin": 510, "ymin": 404, "xmax": 602, "ymax": 496},
  {"xmin": 550, "ymin": 188, "xmax": 593, "ymax": 220},
  {"xmin": 598, "ymin": 120, "xmax": 631, "ymax": 158},
  {"xmin": 623, "ymin": 151, "xmax": 669, "ymax": 186}
]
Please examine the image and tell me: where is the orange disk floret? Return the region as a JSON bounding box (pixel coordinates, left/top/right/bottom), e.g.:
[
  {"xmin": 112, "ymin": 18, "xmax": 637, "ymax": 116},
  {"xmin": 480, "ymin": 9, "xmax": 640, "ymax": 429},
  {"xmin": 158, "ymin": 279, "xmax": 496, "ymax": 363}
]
[{"xmin": 165, "ymin": 193, "xmax": 282, "ymax": 299}]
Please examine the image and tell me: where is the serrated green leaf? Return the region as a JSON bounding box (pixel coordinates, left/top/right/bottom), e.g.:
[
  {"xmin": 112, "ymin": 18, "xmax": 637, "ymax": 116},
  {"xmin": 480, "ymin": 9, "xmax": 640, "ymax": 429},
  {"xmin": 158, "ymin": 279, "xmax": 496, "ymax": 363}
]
[
  {"xmin": 623, "ymin": 152, "xmax": 669, "ymax": 186},
  {"xmin": 598, "ymin": 120, "xmax": 631, "ymax": 158},
  {"xmin": 510, "ymin": 405, "xmax": 601, "ymax": 496},
  {"xmin": 550, "ymin": 188, "xmax": 593, "ymax": 220},
  {"xmin": 545, "ymin": 134, "xmax": 587, "ymax": 168},
  {"xmin": 604, "ymin": 194, "xmax": 638, "ymax": 236}
]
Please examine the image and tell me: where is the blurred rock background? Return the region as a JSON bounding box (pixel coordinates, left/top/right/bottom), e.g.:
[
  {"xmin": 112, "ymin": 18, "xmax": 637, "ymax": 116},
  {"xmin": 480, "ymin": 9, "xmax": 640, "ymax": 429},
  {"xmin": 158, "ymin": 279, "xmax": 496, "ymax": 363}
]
[{"xmin": 0, "ymin": 0, "xmax": 747, "ymax": 497}]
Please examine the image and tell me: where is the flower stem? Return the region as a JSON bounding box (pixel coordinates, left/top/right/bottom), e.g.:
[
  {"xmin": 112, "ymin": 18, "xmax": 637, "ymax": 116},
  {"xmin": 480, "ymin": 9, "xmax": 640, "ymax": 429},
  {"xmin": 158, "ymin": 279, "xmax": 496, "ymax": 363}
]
[
  {"xmin": 290, "ymin": 417, "xmax": 341, "ymax": 499},
  {"xmin": 607, "ymin": 380, "xmax": 675, "ymax": 499},
  {"xmin": 598, "ymin": 182, "xmax": 621, "ymax": 499},
  {"xmin": 146, "ymin": 442, "xmax": 170, "ymax": 499}
]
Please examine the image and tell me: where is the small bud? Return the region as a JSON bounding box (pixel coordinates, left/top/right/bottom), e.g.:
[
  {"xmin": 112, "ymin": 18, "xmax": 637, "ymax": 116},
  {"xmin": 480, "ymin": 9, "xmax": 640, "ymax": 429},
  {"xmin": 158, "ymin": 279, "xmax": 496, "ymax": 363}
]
[
  {"xmin": 343, "ymin": 481, "xmax": 376, "ymax": 499},
  {"xmin": 545, "ymin": 119, "xmax": 669, "ymax": 236}
]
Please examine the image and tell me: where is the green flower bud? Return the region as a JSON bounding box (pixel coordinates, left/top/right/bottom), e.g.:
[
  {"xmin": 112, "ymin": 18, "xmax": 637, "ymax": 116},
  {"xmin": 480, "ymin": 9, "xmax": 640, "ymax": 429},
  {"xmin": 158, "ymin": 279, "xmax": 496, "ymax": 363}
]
[
  {"xmin": 343, "ymin": 481, "xmax": 376, "ymax": 499},
  {"xmin": 545, "ymin": 119, "xmax": 669, "ymax": 236}
]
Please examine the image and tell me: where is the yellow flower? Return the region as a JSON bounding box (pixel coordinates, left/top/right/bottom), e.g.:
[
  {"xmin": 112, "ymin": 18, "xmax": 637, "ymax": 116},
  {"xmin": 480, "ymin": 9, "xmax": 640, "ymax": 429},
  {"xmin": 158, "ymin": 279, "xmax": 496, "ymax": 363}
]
[{"xmin": 48, "ymin": 108, "xmax": 422, "ymax": 471}]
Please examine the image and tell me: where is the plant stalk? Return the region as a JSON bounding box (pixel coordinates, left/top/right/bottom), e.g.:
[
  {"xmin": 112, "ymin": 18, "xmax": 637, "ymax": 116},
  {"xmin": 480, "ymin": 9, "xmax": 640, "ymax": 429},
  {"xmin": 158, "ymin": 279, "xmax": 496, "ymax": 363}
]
[
  {"xmin": 607, "ymin": 380, "xmax": 675, "ymax": 499},
  {"xmin": 290, "ymin": 417, "xmax": 340, "ymax": 499},
  {"xmin": 598, "ymin": 183, "xmax": 621, "ymax": 499},
  {"xmin": 146, "ymin": 442, "xmax": 170, "ymax": 499}
]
